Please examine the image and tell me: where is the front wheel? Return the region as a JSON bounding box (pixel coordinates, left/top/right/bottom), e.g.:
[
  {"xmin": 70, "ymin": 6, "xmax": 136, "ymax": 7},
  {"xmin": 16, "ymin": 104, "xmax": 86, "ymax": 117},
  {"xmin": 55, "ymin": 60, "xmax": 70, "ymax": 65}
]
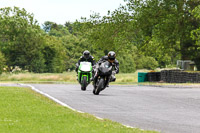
[
  {"xmin": 93, "ymin": 78, "xmax": 104, "ymax": 95},
  {"xmin": 81, "ymin": 76, "xmax": 87, "ymax": 91}
]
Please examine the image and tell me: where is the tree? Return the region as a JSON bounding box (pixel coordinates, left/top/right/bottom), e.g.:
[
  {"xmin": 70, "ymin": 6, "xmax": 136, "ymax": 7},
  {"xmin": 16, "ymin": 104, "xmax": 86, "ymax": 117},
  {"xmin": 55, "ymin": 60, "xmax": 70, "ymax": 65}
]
[
  {"xmin": 43, "ymin": 21, "xmax": 70, "ymax": 37},
  {"xmin": 42, "ymin": 21, "xmax": 91, "ymax": 71},
  {"xmin": 43, "ymin": 35, "xmax": 67, "ymax": 73},
  {"xmin": 75, "ymin": 8, "xmax": 141, "ymax": 72},
  {"xmin": 0, "ymin": 51, "xmax": 5, "ymax": 74},
  {"xmin": 125, "ymin": 0, "xmax": 200, "ymax": 69},
  {"xmin": 190, "ymin": 5, "xmax": 200, "ymax": 70},
  {"xmin": 0, "ymin": 7, "xmax": 46, "ymax": 72},
  {"xmin": 65, "ymin": 21, "xmax": 73, "ymax": 33}
]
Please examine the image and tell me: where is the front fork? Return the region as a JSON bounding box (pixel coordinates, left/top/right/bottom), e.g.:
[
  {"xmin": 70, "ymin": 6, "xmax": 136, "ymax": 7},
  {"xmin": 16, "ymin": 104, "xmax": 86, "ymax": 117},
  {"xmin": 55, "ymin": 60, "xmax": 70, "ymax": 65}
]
[
  {"xmin": 78, "ymin": 71, "xmax": 92, "ymax": 83},
  {"xmin": 78, "ymin": 70, "xmax": 81, "ymax": 83},
  {"xmin": 104, "ymin": 75, "xmax": 111, "ymax": 89},
  {"xmin": 93, "ymin": 74, "xmax": 110, "ymax": 90},
  {"xmin": 93, "ymin": 70, "xmax": 98, "ymax": 87}
]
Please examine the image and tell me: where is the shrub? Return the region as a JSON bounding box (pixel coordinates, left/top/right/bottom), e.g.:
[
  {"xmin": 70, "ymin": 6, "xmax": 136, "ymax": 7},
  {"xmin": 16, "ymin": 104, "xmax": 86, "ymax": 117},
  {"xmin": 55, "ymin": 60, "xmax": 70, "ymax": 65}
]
[
  {"xmin": 136, "ymin": 55, "xmax": 158, "ymax": 70},
  {"xmin": 118, "ymin": 54, "xmax": 136, "ymax": 73}
]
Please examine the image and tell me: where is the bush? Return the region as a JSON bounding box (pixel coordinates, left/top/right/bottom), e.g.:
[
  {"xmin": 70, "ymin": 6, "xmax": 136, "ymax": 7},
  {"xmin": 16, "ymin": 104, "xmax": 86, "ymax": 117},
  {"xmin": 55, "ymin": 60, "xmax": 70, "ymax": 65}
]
[
  {"xmin": 118, "ymin": 54, "xmax": 136, "ymax": 73},
  {"xmin": 136, "ymin": 55, "xmax": 158, "ymax": 70}
]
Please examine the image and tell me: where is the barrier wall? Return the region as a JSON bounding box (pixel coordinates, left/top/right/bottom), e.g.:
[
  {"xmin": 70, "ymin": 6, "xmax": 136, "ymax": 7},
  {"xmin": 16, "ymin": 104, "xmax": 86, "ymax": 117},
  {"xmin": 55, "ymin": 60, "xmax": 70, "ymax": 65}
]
[
  {"xmin": 160, "ymin": 70, "xmax": 200, "ymax": 83},
  {"xmin": 148, "ymin": 72, "xmax": 161, "ymax": 82},
  {"xmin": 138, "ymin": 70, "xmax": 200, "ymax": 83}
]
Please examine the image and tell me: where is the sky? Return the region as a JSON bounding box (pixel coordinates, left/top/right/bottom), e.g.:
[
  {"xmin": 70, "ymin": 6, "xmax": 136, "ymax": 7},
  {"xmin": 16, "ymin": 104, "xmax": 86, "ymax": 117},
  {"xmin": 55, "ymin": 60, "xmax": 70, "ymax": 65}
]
[{"xmin": 0, "ymin": 0, "xmax": 126, "ymax": 25}]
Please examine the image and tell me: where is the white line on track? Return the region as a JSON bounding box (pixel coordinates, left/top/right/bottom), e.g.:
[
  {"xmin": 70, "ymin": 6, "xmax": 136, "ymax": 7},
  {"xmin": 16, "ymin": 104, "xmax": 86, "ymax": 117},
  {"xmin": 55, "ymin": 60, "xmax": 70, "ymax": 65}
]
[
  {"xmin": 20, "ymin": 84, "xmax": 84, "ymax": 113},
  {"xmin": 19, "ymin": 84, "xmax": 136, "ymax": 128}
]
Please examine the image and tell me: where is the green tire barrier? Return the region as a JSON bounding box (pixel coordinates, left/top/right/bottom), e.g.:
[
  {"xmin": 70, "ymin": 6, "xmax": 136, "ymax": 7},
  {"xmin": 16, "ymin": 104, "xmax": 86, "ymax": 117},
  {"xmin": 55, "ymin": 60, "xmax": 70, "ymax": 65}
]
[{"xmin": 138, "ymin": 72, "xmax": 148, "ymax": 82}]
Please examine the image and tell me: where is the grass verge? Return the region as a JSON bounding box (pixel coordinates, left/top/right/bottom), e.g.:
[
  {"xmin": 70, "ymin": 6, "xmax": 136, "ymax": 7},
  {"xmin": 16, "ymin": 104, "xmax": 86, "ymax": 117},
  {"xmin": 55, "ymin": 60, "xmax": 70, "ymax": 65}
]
[
  {"xmin": 0, "ymin": 86, "xmax": 157, "ymax": 133},
  {"xmin": 0, "ymin": 71, "xmax": 140, "ymax": 84},
  {"xmin": 1, "ymin": 71, "xmax": 200, "ymax": 87},
  {"xmin": 0, "ymin": 72, "xmax": 76, "ymax": 83}
]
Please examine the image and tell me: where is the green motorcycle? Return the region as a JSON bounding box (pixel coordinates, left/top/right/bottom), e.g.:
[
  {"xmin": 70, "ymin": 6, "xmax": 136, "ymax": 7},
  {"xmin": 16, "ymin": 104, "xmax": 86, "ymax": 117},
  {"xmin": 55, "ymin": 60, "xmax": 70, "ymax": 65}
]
[{"xmin": 78, "ymin": 62, "xmax": 93, "ymax": 91}]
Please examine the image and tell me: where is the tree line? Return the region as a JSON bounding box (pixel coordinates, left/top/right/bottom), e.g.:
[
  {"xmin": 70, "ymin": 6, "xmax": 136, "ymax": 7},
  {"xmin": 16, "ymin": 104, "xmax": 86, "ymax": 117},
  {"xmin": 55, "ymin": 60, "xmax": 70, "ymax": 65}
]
[{"xmin": 1, "ymin": 1, "xmax": 200, "ymax": 74}]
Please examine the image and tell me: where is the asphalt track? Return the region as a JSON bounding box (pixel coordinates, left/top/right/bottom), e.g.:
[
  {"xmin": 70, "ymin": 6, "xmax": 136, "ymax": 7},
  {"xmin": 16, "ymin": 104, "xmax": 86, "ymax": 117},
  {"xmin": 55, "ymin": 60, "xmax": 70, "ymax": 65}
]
[{"xmin": 2, "ymin": 83, "xmax": 200, "ymax": 133}]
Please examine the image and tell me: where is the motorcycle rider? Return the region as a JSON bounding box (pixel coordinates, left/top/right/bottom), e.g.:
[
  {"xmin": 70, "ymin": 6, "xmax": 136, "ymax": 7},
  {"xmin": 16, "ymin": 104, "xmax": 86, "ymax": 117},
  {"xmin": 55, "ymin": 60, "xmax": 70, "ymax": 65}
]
[
  {"xmin": 93, "ymin": 51, "xmax": 119, "ymax": 87},
  {"xmin": 76, "ymin": 50, "xmax": 95, "ymax": 79}
]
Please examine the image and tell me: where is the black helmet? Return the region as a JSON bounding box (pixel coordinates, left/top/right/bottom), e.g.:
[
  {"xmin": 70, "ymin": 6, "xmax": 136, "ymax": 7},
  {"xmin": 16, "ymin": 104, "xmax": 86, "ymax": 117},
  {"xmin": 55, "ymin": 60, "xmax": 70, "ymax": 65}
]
[
  {"xmin": 108, "ymin": 51, "xmax": 116, "ymax": 63},
  {"xmin": 83, "ymin": 50, "xmax": 90, "ymax": 59}
]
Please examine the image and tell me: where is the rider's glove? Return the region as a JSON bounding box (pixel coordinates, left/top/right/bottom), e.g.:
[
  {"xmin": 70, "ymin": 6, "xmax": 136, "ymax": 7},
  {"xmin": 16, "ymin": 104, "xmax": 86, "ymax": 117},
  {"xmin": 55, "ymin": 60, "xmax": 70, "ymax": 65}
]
[{"xmin": 112, "ymin": 71, "xmax": 116, "ymax": 75}]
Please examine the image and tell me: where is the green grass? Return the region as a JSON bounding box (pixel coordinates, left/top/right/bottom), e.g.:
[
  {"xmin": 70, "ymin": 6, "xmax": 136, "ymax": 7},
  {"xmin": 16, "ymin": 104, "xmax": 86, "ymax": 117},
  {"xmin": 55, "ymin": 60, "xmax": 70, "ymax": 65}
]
[
  {"xmin": 0, "ymin": 72, "xmax": 77, "ymax": 83},
  {"xmin": 1, "ymin": 70, "xmax": 200, "ymax": 86},
  {"xmin": 0, "ymin": 71, "xmax": 142, "ymax": 84},
  {"xmin": 115, "ymin": 73, "xmax": 138, "ymax": 83},
  {"xmin": 0, "ymin": 86, "xmax": 157, "ymax": 133},
  {"xmin": 0, "ymin": 69, "xmax": 155, "ymax": 84}
]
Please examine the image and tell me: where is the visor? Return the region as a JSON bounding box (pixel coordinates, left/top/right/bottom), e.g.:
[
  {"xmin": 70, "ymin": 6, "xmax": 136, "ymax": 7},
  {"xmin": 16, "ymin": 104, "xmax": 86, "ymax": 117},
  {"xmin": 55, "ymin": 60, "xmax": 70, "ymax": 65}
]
[{"xmin": 84, "ymin": 54, "xmax": 89, "ymax": 59}]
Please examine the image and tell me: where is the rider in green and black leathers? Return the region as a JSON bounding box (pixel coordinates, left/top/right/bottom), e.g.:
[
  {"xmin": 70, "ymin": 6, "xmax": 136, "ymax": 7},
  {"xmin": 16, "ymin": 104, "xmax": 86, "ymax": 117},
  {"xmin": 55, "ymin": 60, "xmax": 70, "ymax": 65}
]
[{"xmin": 75, "ymin": 50, "xmax": 95, "ymax": 73}]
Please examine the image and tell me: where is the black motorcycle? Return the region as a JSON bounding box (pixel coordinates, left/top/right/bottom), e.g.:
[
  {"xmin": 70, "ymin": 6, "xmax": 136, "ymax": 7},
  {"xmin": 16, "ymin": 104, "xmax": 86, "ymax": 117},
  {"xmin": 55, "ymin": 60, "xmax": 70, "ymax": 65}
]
[{"xmin": 93, "ymin": 61, "xmax": 113, "ymax": 95}]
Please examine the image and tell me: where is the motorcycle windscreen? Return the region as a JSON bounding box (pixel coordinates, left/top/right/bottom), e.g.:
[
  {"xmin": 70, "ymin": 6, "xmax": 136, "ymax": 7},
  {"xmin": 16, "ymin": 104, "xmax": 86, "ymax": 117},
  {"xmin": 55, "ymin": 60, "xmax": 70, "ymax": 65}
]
[
  {"xmin": 99, "ymin": 62, "xmax": 112, "ymax": 75},
  {"xmin": 80, "ymin": 62, "xmax": 92, "ymax": 71}
]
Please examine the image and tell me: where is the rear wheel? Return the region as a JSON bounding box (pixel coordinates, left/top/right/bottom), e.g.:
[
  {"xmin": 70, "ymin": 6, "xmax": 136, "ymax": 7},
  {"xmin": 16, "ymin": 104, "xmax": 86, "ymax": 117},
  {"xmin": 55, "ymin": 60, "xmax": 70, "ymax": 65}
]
[
  {"xmin": 93, "ymin": 78, "xmax": 104, "ymax": 95},
  {"xmin": 81, "ymin": 76, "xmax": 87, "ymax": 91}
]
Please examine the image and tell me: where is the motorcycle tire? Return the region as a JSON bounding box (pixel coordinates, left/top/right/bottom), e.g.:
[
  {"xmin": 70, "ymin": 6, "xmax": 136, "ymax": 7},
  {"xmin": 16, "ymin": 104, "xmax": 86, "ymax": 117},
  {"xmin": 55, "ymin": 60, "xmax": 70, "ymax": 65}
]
[
  {"xmin": 93, "ymin": 78, "xmax": 104, "ymax": 95},
  {"xmin": 81, "ymin": 76, "xmax": 87, "ymax": 91}
]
